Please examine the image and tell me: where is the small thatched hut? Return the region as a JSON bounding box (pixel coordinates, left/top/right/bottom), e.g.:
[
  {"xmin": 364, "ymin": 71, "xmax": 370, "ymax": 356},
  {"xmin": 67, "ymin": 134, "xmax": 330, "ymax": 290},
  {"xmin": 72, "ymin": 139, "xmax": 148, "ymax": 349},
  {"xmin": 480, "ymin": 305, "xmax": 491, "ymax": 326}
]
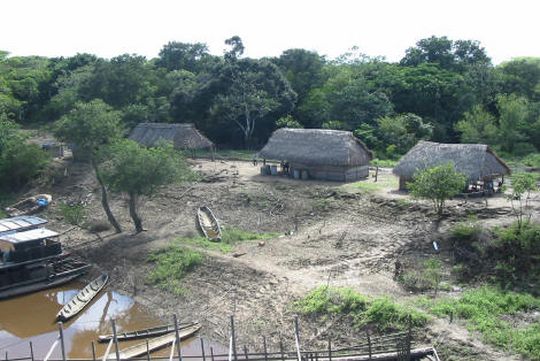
[
  {"xmin": 393, "ymin": 141, "xmax": 511, "ymax": 190},
  {"xmin": 258, "ymin": 128, "xmax": 373, "ymax": 182},
  {"xmin": 129, "ymin": 123, "xmax": 214, "ymax": 150}
]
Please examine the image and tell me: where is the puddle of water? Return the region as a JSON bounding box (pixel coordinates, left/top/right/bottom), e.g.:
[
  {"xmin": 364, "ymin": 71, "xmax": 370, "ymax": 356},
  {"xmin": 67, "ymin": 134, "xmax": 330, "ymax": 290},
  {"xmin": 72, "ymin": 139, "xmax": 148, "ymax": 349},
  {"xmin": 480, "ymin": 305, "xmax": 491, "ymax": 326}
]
[{"xmin": 0, "ymin": 282, "xmax": 227, "ymax": 359}]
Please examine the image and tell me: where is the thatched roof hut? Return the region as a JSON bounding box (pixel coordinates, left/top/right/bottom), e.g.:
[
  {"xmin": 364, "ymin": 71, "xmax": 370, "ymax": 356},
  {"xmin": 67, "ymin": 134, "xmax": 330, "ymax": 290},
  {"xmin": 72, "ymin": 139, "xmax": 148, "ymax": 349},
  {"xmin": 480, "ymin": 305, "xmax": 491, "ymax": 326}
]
[
  {"xmin": 258, "ymin": 128, "xmax": 373, "ymax": 182},
  {"xmin": 129, "ymin": 123, "xmax": 214, "ymax": 150},
  {"xmin": 393, "ymin": 141, "xmax": 510, "ymax": 190}
]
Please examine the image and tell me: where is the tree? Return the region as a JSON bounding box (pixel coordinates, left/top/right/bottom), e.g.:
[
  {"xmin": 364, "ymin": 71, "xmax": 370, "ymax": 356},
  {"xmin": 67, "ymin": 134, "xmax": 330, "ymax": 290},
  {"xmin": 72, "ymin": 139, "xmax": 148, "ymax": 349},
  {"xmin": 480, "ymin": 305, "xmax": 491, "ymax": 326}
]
[
  {"xmin": 101, "ymin": 140, "xmax": 193, "ymax": 233},
  {"xmin": 455, "ymin": 105, "xmax": 499, "ymax": 145},
  {"xmin": 376, "ymin": 113, "xmax": 432, "ymax": 157},
  {"xmin": 156, "ymin": 41, "xmax": 210, "ymax": 72},
  {"xmin": 54, "ymin": 99, "xmax": 124, "ymax": 232},
  {"xmin": 496, "ymin": 95, "xmax": 530, "ymax": 154},
  {"xmin": 408, "ymin": 163, "xmax": 467, "ymax": 216},
  {"xmin": 507, "ymin": 173, "xmax": 538, "ymax": 230},
  {"xmin": 276, "ymin": 115, "xmax": 302, "ymax": 128}
]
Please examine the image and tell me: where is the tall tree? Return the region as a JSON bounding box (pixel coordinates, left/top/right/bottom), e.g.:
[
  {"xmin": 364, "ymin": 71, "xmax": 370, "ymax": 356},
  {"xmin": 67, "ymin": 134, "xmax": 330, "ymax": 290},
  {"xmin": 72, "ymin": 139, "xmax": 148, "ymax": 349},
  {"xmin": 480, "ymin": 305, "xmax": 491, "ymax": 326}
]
[
  {"xmin": 101, "ymin": 140, "xmax": 193, "ymax": 233},
  {"xmin": 156, "ymin": 41, "xmax": 210, "ymax": 72},
  {"xmin": 54, "ymin": 99, "xmax": 124, "ymax": 233}
]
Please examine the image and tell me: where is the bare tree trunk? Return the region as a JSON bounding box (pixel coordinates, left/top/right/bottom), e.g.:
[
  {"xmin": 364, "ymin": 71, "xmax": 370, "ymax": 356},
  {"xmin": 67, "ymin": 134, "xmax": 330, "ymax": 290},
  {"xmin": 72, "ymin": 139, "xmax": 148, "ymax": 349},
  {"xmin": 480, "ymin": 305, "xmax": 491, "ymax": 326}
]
[
  {"xmin": 92, "ymin": 160, "xmax": 122, "ymax": 233},
  {"xmin": 128, "ymin": 192, "xmax": 143, "ymax": 233}
]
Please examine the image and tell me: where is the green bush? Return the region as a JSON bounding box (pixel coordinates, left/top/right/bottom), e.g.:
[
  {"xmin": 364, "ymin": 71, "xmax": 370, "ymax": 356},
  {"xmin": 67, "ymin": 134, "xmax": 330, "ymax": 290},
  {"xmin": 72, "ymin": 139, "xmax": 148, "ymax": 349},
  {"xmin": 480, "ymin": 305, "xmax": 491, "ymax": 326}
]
[
  {"xmin": 59, "ymin": 202, "xmax": 86, "ymax": 225},
  {"xmin": 399, "ymin": 259, "xmax": 443, "ymax": 293},
  {"xmin": 423, "ymin": 286, "xmax": 540, "ymax": 359},
  {"xmin": 147, "ymin": 245, "xmax": 203, "ymax": 295},
  {"xmin": 0, "ymin": 141, "xmax": 50, "ymax": 192},
  {"xmin": 521, "ymin": 153, "xmax": 540, "ymax": 168},
  {"xmin": 295, "ymin": 286, "xmax": 428, "ymax": 332}
]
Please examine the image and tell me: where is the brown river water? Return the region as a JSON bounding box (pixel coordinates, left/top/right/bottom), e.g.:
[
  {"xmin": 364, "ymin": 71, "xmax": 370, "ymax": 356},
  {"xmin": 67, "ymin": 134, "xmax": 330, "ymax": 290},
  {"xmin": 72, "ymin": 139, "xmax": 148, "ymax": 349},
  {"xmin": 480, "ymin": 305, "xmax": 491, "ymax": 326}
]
[{"xmin": 0, "ymin": 282, "xmax": 227, "ymax": 360}]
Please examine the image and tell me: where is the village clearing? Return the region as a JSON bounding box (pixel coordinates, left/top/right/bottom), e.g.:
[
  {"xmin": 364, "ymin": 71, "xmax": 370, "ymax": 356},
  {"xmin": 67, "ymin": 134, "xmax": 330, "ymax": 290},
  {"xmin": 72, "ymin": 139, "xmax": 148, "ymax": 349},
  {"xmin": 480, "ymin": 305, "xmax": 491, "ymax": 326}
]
[{"xmin": 35, "ymin": 158, "xmax": 539, "ymax": 361}]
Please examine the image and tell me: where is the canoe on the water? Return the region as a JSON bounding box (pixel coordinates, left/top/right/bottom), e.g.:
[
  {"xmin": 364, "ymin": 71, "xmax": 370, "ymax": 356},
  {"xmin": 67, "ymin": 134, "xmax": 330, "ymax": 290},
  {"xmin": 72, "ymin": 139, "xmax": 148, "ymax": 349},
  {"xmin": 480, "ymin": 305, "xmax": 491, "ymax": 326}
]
[
  {"xmin": 98, "ymin": 321, "xmax": 199, "ymax": 342},
  {"xmin": 5, "ymin": 194, "xmax": 52, "ymax": 217},
  {"xmin": 197, "ymin": 206, "xmax": 222, "ymax": 241},
  {"xmin": 56, "ymin": 273, "xmax": 108, "ymax": 321},
  {"xmin": 106, "ymin": 324, "xmax": 201, "ymax": 360}
]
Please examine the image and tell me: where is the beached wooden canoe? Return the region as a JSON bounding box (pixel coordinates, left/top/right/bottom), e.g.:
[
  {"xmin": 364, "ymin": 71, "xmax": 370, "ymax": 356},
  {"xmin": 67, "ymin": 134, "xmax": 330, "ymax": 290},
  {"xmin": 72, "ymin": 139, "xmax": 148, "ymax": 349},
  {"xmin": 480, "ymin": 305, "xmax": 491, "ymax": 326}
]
[
  {"xmin": 106, "ymin": 324, "xmax": 201, "ymax": 359},
  {"xmin": 98, "ymin": 321, "xmax": 199, "ymax": 342},
  {"xmin": 197, "ymin": 206, "xmax": 222, "ymax": 241},
  {"xmin": 56, "ymin": 273, "xmax": 108, "ymax": 321},
  {"xmin": 5, "ymin": 194, "xmax": 52, "ymax": 217}
]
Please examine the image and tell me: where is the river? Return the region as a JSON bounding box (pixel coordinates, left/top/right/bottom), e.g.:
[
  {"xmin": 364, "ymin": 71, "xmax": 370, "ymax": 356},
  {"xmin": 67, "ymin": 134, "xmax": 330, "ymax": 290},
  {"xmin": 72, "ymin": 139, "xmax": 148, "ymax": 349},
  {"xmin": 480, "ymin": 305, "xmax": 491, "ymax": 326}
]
[{"xmin": 0, "ymin": 282, "xmax": 226, "ymax": 360}]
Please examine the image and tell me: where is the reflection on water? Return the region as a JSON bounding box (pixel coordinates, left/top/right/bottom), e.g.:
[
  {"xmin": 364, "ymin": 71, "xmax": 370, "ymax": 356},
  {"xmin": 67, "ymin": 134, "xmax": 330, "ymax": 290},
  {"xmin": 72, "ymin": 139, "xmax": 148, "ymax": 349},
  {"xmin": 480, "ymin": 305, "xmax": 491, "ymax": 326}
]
[{"xmin": 0, "ymin": 282, "xmax": 225, "ymax": 359}]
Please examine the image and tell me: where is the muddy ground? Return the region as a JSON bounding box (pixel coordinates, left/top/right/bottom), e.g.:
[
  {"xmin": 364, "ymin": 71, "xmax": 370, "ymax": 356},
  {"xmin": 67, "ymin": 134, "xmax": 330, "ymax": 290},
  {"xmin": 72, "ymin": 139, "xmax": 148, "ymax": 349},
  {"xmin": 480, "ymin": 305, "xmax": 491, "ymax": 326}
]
[{"xmin": 32, "ymin": 158, "xmax": 539, "ymax": 360}]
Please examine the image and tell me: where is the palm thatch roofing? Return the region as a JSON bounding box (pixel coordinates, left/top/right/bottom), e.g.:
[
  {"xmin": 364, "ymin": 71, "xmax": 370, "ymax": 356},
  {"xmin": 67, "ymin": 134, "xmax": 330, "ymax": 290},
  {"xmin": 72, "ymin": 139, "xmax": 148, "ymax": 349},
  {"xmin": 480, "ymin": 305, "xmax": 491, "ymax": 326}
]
[
  {"xmin": 393, "ymin": 141, "xmax": 511, "ymax": 180},
  {"xmin": 258, "ymin": 128, "xmax": 373, "ymax": 167},
  {"xmin": 129, "ymin": 123, "xmax": 213, "ymax": 150}
]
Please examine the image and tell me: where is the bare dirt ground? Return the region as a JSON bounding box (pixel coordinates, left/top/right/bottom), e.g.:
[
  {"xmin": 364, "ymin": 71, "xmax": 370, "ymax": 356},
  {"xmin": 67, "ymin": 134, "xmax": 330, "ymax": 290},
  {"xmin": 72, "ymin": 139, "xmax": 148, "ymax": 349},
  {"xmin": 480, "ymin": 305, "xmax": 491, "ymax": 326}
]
[{"xmin": 31, "ymin": 158, "xmax": 539, "ymax": 360}]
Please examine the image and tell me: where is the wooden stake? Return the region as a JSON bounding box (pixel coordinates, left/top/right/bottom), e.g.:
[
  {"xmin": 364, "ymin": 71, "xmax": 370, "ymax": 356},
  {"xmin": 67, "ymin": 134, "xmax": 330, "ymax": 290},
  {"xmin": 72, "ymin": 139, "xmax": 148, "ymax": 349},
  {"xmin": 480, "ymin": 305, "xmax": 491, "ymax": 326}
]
[
  {"xmin": 243, "ymin": 346, "xmax": 248, "ymax": 361},
  {"xmin": 91, "ymin": 341, "xmax": 96, "ymax": 361},
  {"xmin": 146, "ymin": 339, "xmax": 151, "ymax": 361},
  {"xmin": 111, "ymin": 319, "xmax": 120, "ymax": 361},
  {"xmin": 294, "ymin": 316, "xmax": 302, "ymax": 361},
  {"xmin": 367, "ymin": 331, "xmax": 372, "ymax": 360},
  {"xmin": 263, "ymin": 336, "xmax": 268, "ymax": 361},
  {"xmin": 327, "ymin": 339, "xmax": 332, "ymax": 361},
  {"xmin": 200, "ymin": 337, "xmax": 206, "ymax": 361},
  {"xmin": 29, "ymin": 341, "xmax": 35, "ymax": 361},
  {"xmin": 57, "ymin": 322, "xmax": 66, "ymax": 361},
  {"xmin": 210, "ymin": 347, "xmax": 215, "ymax": 361},
  {"xmin": 230, "ymin": 316, "xmax": 238, "ymax": 361},
  {"xmin": 279, "ymin": 339, "xmax": 285, "ymax": 361},
  {"xmin": 173, "ymin": 314, "xmax": 183, "ymax": 361}
]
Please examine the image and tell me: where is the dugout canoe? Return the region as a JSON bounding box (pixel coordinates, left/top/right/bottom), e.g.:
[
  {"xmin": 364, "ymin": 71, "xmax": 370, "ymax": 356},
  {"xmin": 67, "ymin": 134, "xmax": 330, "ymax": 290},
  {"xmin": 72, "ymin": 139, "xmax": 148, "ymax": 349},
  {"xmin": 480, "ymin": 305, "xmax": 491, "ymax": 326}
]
[
  {"xmin": 197, "ymin": 206, "xmax": 222, "ymax": 241},
  {"xmin": 5, "ymin": 194, "xmax": 52, "ymax": 217},
  {"xmin": 106, "ymin": 324, "xmax": 201, "ymax": 359},
  {"xmin": 56, "ymin": 273, "xmax": 108, "ymax": 321},
  {"xmin": 98, "ymin": 321, "xmax": 200, "ymax": 342}
]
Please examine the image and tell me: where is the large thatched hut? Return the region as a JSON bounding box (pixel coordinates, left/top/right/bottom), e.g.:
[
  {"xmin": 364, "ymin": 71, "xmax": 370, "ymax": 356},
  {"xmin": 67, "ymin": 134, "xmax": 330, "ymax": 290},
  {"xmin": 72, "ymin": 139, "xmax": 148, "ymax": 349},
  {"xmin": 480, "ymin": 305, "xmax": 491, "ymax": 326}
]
[
  {"xmin": 393, "ymin": 141, "xmax": 511, "ymax": 191},
  {"xmin": 129, "ymin": 123, "xmax": 214, "ymax": 150},
  {"xmin": 257, "ymin": 128, "xmax": 373, "ymax": 182}
]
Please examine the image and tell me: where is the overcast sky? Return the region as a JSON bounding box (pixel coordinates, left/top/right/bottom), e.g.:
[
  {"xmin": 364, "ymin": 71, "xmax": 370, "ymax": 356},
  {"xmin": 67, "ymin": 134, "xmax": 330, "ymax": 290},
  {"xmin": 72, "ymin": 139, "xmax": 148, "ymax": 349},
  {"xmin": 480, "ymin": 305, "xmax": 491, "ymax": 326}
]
[{"xmin": 2, "ymin": 0, "xmax": 539, "ymax": 64}]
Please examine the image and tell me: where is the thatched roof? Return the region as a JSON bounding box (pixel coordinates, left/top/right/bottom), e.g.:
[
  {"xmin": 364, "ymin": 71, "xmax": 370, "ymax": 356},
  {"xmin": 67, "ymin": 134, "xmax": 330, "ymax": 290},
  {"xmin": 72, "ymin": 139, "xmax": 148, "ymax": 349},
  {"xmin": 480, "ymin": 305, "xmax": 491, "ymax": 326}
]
[
  {"xmin": 129, "ymin": 123, "xmax": 213, "ymax": 150},
  {"xmin": 393, "ymin": 141, "xmax": 511, "ymax": 180},
  {"xmin": 258, "ymin": 128, "xmax": 373, "ymax": 167}
]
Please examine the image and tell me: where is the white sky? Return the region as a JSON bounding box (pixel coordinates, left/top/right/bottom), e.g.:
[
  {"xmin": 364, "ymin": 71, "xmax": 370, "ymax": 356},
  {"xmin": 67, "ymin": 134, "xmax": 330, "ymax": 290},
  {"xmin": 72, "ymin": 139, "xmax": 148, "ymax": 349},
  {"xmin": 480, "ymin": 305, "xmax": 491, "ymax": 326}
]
[{"xmin": 1, "ymin": 0, "xmax": 539, "ymax": 64}]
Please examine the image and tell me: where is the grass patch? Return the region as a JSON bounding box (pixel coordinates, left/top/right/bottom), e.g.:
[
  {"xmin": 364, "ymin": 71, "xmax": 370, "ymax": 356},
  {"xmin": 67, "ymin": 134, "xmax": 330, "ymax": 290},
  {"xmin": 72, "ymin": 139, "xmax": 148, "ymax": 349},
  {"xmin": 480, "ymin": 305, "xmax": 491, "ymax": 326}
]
[
  {"xmin": 294, "ymin": 286, "xmax": 428, "ymax": 332},
  {"xmin": 419, "ymin": 286, "xmax": 540, "ymax": 360},
  {"xmin": 372, "ymin": 159, "xmax": 398, "ymax": 168},
  {"xmin": 58, "ymin": 202, "xmax": 86, "ymax": 226},
  {"xmin": 147, "ymin": 244, "xmax": 203, "ymax": 295},
  {"xmin": 179, "ymin": 227, "xmax": 279, "ymax": 253},
  {"xmin": 352, "ymin": 174, "xmax": 398, "ymax": 193}
]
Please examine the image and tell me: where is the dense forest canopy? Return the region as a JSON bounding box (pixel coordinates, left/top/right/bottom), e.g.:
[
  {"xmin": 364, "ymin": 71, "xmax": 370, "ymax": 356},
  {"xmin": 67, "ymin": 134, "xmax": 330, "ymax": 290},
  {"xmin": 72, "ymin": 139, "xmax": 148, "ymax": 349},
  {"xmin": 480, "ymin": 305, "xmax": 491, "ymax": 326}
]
[{"xmin": 1, "ymin": 36, "xmax": 539, "ymax": 158}]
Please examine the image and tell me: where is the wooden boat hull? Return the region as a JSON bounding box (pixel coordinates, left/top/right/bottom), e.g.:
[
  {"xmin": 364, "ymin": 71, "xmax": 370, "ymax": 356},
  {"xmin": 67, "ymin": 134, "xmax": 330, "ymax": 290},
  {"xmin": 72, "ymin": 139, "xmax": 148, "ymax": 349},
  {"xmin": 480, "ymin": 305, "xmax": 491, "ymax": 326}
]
[
  {"xmin": 5, "ymin": 194, "xmax": 52, "ymax": 217},
  {"xmin": 57, "ymin": 273, "xmax": 108, "ymax": 321},
  {"xmin": 197, "ymin": 206, "xmax": 222, "ymax": 241},
  {"xmin": 0, "ymin": 258, "xmax": 90, "ymax": 300},
  {"xmin": 98, "ymin": 321, "xmax": 199, "ymax": 342},
  {"xmin": 107, "ymin": 324, "xmax": 201, "ymax": 360}
]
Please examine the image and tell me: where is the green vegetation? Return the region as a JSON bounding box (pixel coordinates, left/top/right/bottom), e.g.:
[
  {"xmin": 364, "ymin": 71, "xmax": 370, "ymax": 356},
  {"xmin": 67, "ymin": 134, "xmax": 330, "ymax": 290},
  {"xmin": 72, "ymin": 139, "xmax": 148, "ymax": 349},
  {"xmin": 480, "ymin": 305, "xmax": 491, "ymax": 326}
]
[
  {"xmin": 507, "ymin": 172, "xmax": 538, "ymax": 229},
  {"xmin": 408, "ymin": 163, "xmax": 467, "ymax": 215},
  {"xmin": 179, "ymin": 227, "xmax": 278, "ymax": 253},
  {"xmin": 419, "ymin": 287, "xmax": 540, "ymax": 360},
  {"xmin": 147, "ymin": 244, "xmax": 203, "ymax": 295},
  {"xmin": 294, "ymin": 286, "xmax": 428, "ymax": 332},
  {"xmin": 101, "ymin": 140, "xmax": 194, "ymax": 233},
  {"xmin": 399, "ymin": 259, "xmax": 445, "ymax": 294},
  {"xmin": 353, "ymin": 174, "xmax": 398, "ymax": 193},
  {"xmin": 58, "ymin": 202, "xmax": 86, "ymax": 226},
  {"xmin": 197, "ymin": 149, "xmax": 255, "ymax": 161}
]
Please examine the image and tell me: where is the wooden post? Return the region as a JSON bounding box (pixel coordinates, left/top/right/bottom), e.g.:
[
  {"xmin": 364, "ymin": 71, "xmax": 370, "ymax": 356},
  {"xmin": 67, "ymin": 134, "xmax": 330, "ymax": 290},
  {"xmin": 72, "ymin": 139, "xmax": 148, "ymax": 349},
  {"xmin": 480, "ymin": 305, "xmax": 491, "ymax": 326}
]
[
  {"xmin": 201, "ymin": 337, "xmax": 206, "ymax": 361},
  {"xmin": 173, "ymin": 314, "xmax": 183, "ymax": 361},
  {"xmin": 294, "ymin": 316, "xmax": 302, "ymax": 361},
  {"xmin": 91, "ymin": 342, "xmax": 97, "ymax": 361},
  {"xmin": 367, "ymin": 331, "xmax": 372, "ymax": 360},
  {"xmin": 111, "ymin": 319, "xmax": 121, "ymax": 361},
  {"xmin": 374, "ymin": 165, "xmax": 379, "ymax": 183},
  {"xmin": 230, "ymin": 316, "xmax": 238, "ymax": 361},
  {"xmin": 4, "ymin": 351, "xmax": 7, "ymax": 361},
  {"xmin": 210, "ymin": 347, "xmax": 215, "ymax": 361},
  {"xmin": 146, "ymin": 339, "xmax": 151, "ymax": 361},
  {"xmin": 263, "ymin": 336, "xmax": 268, "ymax": 361},
  {"xmin": 57, "ymin": 322, "xmax": 66, "ymax": 361},
  {"xmin": 279, "ymin": 339, "xmax": 285, "ymax": 361},
  {"xmin": 243, "ymin": 346, "xmax": 248, "ymax": 361},
  {"xmin": 327, "ymin": 339, "xmax": 332, "ymax": 361},
  {"xmin": 29, "ymin": 341, "xmax": 35, "ymax": 361}
]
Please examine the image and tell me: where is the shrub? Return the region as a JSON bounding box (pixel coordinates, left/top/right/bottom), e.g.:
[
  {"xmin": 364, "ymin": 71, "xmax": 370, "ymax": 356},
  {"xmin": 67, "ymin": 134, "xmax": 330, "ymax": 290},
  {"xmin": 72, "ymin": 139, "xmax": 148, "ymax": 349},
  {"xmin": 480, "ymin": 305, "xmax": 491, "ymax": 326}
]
[
  {"xmin": 147, "ymin": 245, "xmax": 203, "ymax": 295},
  {"xmin": 399, "ymin": 259, "xmax": 444, "ymax": 293},
  {"xmin": 295, "ymin": 286, "xmax": 428, "ymax": 332},
  {"xmin": 59, "ymin": 202, "xmax": 86, "ymax": 226},
  {"xmin": 0, "ymin": 141, "xmax": 50, "ymax": 192}
]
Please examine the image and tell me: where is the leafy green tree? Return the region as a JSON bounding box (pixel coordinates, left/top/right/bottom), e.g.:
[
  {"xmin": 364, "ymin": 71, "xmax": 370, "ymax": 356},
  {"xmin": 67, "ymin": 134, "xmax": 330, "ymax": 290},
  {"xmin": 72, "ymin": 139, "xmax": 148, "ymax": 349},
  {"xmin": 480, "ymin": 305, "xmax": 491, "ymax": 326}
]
[
  {"xmin": 156, "ymin": 41, "xmax": 210, "ymax": 72},
  {"xmin": 276, "ymin": 115, "xmax": 302, "ymax": 128},
  {"xmin": 54, "ymin": 99, "xmax": 124, "ymax": 232},
  {"xmin": 101, "ymin": 140, "xmax": 193, "ymax": 233},
  {"xmin": 376, "ymin": 113, "xmax": 432, "ymax": 156},
  {"xmin": 408, "ymin": 163, "xmax": 467, "ymax": 216},
  {"xmin": 455, "ymin": 105, "xmax": 499, "ymax": 145},
  {"xmin": 497, "ymin": 57, "xmax": 540, "ymax": 102},
  {"xmin": 497, "ymin": 95, "xmax": 530, "ymax": 154},
  {"xmin": 507, "ymin": 173, "xmax": 538, "ymax": 230}
]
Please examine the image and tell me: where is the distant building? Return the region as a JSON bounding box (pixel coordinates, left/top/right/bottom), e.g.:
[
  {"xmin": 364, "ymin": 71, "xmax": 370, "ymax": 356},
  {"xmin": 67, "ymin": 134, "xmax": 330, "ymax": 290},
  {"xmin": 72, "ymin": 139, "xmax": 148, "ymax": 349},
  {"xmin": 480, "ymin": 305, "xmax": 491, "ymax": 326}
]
[
  {"xmin": 258, "ymin": 128, "xmax": 373, "ymax": 182},
  {"xmin": 129, "ymin": 123, "xmax": 214, "ymax": 151},
  {"xmin": 393, "ymin": 141, "xmax": 511, "ymax": 191}
]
